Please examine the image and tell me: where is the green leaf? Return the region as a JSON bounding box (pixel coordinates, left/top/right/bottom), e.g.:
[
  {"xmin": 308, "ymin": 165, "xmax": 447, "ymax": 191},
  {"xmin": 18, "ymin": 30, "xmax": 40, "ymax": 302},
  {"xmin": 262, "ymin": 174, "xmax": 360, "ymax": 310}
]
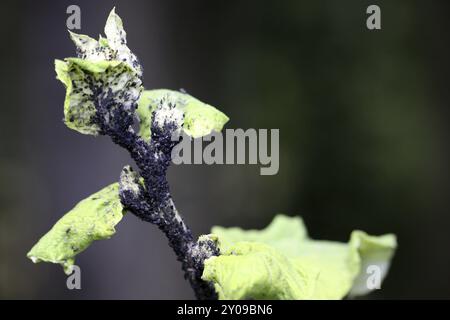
[
  {"xmin": 211, "ymin": 215, "xmax": 308, "ymax": 256},
  {"xmin": 57, "ymin": 8, "xmax": 143, "ymax": 135},
  {"xmin": 136, "ymin": 89, "xmax": 229, "ymax": 141},
  {"xmin": 202, "ymin": 242, "xmax": 317, "ymax": 299},
  {"xmin": 55, "ymin": 58, "xmax": 142, "ymax": 135},
  {"xmin": 347, "ymin": 231, "xmax": 398, "ymax": 297},
  {"xmin": 102, "ymin": 8, "xmax": 142, "ymax": 76},
  {"xmin": 68, "ymin": 31, "xmax": 98, "ymax": 57},
  {"xmin": 27, "ymin": 183, "xmax": 125, "ymax": 274},
  {"xmin": 68, "ymin": 9, "xmax": 142, "ymax": 76},
  {"xmin": 104, "ymin": 7, "xmax": 126, "ymax": 47},
  {"xmin": 202, "ymin": 214, "xmax": 397, "ymax": 300}
]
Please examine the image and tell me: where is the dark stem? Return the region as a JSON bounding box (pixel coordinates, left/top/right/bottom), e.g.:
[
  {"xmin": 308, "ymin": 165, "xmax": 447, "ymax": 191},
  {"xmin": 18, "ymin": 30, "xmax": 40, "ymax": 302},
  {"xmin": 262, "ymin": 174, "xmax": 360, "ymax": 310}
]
[{"xmin": 92, "ymin": 89, "xmax": 218, "ymax": 299}]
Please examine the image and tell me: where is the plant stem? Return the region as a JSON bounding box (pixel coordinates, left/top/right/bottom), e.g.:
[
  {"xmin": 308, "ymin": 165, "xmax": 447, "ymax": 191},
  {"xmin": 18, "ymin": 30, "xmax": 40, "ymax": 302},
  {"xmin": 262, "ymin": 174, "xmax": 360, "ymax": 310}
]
[{"xmin": 93, "ymin": 91, "xmax": 218, "ymax": 299}]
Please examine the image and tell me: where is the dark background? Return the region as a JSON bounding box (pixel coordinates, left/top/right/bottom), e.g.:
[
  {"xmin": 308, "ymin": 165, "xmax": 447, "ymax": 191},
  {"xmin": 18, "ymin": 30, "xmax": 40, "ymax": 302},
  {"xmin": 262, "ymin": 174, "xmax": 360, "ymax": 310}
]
[{"xmin": 1, "ymin": 0, "xmax": 449, "ymax": 299}]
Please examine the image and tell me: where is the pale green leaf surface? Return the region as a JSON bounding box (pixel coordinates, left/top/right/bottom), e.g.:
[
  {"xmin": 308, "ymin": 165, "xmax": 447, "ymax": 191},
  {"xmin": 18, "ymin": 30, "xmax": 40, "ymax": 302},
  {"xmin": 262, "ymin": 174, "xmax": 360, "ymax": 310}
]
[
  {"xmin": 136, "ymin": 89, "xmax": 229, "ymax": 141},
  {"xmin": 211, "ymin": 215, "xmax": 308, "ymax": 257},
  {"xmin": 348, "ymin": 231, "xmax": 397, "ymax": 297},
  {"xmin": 202, "ymin": 242, "xmax": 318, "ymax": 300},
  {"xmin": 103, "ymin": 8, "xmax": 142, "ymax": 76},
  {"xmin": 67, "ymin": 9, "xmax": 142, "ymax": 76},
  {"xmin": 57, "ymin": 9, "xmax": 143, "ymax": 135},
  {"xmin": 68, "ymin": 31, "xmax": 98, "ymax": 58},
  {"xmin": 55, "ymin": 58, "xmax": 141, "ymax": 135},
  {"xmin": 202, "ymin": 214, "xmax": 397, "ymax": 300},
  {"xmin": 104, "ymin": 7, "xmax": 126, "ymax": 48},
  {"xmin": 27, "ymin": 183, "xmax": 125, "ymax": 274}
]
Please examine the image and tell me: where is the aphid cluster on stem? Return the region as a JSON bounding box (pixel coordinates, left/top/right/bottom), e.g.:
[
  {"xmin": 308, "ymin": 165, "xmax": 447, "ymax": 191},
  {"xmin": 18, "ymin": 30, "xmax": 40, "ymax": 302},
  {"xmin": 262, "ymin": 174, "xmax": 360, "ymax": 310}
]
[{"xmin": 92, "ymin": 89, "xmax": 218, "ymax": 299}]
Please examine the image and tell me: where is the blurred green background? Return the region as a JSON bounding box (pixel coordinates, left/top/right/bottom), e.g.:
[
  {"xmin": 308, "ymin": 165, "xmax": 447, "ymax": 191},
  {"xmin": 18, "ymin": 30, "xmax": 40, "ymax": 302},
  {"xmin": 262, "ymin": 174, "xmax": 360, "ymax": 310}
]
[{"xmin": 0, "ymin": 0, "xmax": 449, "ymax": 299}]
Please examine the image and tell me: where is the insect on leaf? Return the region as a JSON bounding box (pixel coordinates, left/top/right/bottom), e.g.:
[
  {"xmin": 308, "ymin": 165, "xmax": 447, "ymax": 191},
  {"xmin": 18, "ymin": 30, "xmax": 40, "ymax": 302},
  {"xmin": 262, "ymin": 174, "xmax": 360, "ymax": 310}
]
[{"xmin": 27, "ymin": 183, "xmax": 125, "ymax": 274}]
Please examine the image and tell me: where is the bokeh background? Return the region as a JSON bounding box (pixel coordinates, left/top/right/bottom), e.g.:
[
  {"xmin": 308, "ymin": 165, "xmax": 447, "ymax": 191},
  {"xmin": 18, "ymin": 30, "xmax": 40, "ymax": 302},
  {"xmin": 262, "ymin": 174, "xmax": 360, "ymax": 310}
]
[{"xmin": 1, "ymin": 0, "xmax": 449, "ymax": 299}]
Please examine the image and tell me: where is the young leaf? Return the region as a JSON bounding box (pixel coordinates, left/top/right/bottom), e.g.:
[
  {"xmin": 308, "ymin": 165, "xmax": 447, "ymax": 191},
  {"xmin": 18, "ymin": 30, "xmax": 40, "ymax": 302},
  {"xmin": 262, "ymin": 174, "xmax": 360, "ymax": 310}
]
[
  {"xmin": 103, "ymin": 8, "xmax": 142, "ymax": 76},
  {"xmin": 202, "ymin": 214, "xmax": 397, "ymax": 300},
  {"xmin": 136, "ymin": 89, "xmax": 229, "ymax": 141},
  {"xmin": 27, "ymin": 183, "xmax": 125, "ymax": 274},
  {"xmin": 68, "ymin": 9, "xmax": 142, "ymax": 76},
  {"xmin": 68, "ymin": 31, "xmax": 99, "ymax": 58},
  {"xmin": 57, "ymin": 9, "xmax": 143, "ymax": 135},
  {"xmin": 55, "ymin": 58, "xmax": 142, "ymax": 135}
]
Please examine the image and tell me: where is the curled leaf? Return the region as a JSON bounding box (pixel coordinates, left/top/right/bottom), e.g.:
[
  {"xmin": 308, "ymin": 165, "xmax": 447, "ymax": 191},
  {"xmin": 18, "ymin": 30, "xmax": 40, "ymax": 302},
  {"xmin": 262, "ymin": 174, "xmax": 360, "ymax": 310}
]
[
  {"xmin": 57, "ymin": 8, "xmax": 143, "ymax": 135},
  {"xmin": 202, "ymin": 214, "xmax": 397, "ymax": 300},
  {"xmin": 27, "ymin": 183, "xmax": 125, "ymax": 274},
  {"xmin": 55, "ymin": 58, "xmax": 142, "ymax": 135},
  {"xmin": 202, "ymin": 242, "xmax": 317, "ymax": 299},
  {"xmin": 103, "ymin": 8, "xmax": 142, "ymax": 76},
  {"xmin": 136, "ymin": 89, "xmax": 229, "ymax": 141},
  {"xmin": 68, "ymin": 31, "xmax": 99, "ymax": 58},
  {"xmin": 68, "ymin": 8, "xmax": 142, "ymax": 76}
]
